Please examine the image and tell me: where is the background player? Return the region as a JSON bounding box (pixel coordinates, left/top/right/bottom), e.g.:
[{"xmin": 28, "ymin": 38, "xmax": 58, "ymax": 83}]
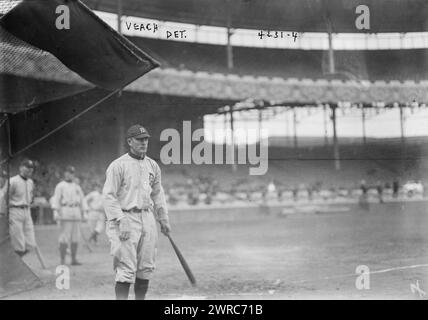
[
  {"xmin": 0, "ymin": 170, "xmax": 7, "ymax": 216},
  {"xmin": 52, "ymin": 166, "xmax": 88, "ymax": 265},
  {"xmin": 8, "ymin": 160, "xmax": 37, "ymax": 257},
  {"xmin": 85, "ymin": 183, "xmax": 105, "ymax": 244}
]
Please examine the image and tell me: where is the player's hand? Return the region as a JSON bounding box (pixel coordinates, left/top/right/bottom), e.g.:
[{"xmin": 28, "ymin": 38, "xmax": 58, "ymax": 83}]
[
  {"xmin": 159, "ymin": 219, "xmax": 171, "ymax": 236},
  {"xmin": 118, "ymin": 216, "xmax": 131, "ymax": 241}
]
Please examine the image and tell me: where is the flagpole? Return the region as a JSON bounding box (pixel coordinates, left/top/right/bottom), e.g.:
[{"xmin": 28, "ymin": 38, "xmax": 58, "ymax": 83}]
[{"xmin": 116, "ymin": 0, "xmax": 126, "ymax": 156}]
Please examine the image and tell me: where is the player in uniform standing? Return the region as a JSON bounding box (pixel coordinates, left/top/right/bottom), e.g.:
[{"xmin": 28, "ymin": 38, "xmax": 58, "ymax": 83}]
[
  {"xmin": 103, "ymin": 124, "xmax": 171, "ymax": 300},
  {"xmin": 85, "ymin": 184, "xmax": 105, "ymax": 244},
  {"xmin": 0, "ymin": 170, "xmax": 7, "ymax": 216},
  {"xmin": 8, "ymin": 160, "xmax": 37, "ymax": 257},
  {"xmin": 0, "ymin": 170, "xmax": 9, "ymax": 241},
  {"xmin": 52, "ymin": 166, "xmax": 88, "ymax": 265}
]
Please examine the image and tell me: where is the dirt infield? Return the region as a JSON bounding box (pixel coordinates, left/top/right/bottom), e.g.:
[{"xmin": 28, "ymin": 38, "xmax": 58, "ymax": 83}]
[{"xmin": 4, "ymin": 201, "xmax": 428, "ymax": 300}]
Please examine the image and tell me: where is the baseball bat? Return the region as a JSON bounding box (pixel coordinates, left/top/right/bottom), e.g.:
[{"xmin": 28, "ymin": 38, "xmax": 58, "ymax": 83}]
[
  {"xmin": 79, "ymin": 224, "xmax": 93, "ymax": 253},
  {"xmin": 167, "ymin": 234, "xmax": 197, "ymax": 287},
  {"xmin": 34, "ymin": 245, "xmax": 47, "ymax": 269}
]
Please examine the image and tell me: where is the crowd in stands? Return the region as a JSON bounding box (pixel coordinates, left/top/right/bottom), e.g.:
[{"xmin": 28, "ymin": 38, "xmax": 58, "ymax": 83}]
[
  {"xmin": 9, "ymin": 160, "xmax": 425, "ymax": 211},
  {"xmin": 131, "ymin": 37, "xmax": 428, "ymax": 82}
]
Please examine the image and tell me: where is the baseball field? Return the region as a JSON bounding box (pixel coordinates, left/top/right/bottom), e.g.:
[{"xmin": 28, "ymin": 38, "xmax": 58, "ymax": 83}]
[{"xmin": 4, "ymin": 200, "xmax": 428, "ymax": 300}]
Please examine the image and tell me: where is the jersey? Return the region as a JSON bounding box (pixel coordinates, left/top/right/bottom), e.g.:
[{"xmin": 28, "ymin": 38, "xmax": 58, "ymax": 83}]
[
  {"xmin": 9, "ymin": 175, "xmax": 34, "ymax": 207},
  {"xmin": 102, "ymin": 153, "xmax": 168, "ymax": 222},
  {"xmin": 85, "ymin": 190, "xmax": 104, "ymax": 211},
  {"xmin": 51, "ymin": 180, "xmax": 87, "ymax": 211}
]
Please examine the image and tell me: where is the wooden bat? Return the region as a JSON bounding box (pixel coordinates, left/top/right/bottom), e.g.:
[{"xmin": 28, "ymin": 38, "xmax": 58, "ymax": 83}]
[
  {"xmin": 79, "ymin": 224, "xmax": 93, "ymax": 253},
  {"xmin": 34, "ymin": 245, "xmax": 47, "ymax": 269},
  {"xmin": 167, "ymin": 234, "xmax": 197, "ymax": 287}
]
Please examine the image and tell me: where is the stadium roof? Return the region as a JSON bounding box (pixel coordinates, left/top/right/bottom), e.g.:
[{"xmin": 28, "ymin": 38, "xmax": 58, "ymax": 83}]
[{"xmin": 82, "ymin": 0, "xmax": 428, "ymax": 33}]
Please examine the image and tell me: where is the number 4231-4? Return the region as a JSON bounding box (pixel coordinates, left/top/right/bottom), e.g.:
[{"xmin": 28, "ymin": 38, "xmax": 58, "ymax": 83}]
[{"xmin": 258, "ymin": 30, "xmax": 298, "ymax": 42}]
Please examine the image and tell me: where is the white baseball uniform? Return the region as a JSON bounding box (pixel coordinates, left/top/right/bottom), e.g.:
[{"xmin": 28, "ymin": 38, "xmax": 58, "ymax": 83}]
[
  {"xmin": 0, "ymin": 183, "xmax": 6, "ymax": 216},
  {"xmin": 51, "ymin": 180, "xmax": 87, "ymax": 243},
  {"xmin": 103, "ymin": 153, "xmax": 169, "ymax": 283},
  {"xmin": 85, "ymin": 190, "xmax": 105, "ymax": 234},
  {"xmin": 8, "ymin": 175, "xmax": 36, "ymax": 252}
]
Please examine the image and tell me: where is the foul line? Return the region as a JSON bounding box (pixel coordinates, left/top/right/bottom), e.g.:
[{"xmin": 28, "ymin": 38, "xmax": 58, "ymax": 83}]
[{"xmin": 291, "ymin": 263, "xmax": 428, "ymax": 285}]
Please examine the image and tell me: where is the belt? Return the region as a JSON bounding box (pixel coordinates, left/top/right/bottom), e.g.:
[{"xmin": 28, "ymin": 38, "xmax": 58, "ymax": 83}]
[
  {"xmin": 122, "ymin": 208, "xmax": 149, "ymax": 213},
  {"xmin": 10, "ymin": 205, "xmax": 29, "ymax": 209},
  {"xmin": 62, "ymin": 204, "xmax": 80, "ymax": 208}
]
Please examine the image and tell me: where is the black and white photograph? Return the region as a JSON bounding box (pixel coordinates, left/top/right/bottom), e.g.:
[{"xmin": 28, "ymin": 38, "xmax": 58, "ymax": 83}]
[{"xmin": 1, "ymin": 0, "xmax": 428, "ymax": 303}]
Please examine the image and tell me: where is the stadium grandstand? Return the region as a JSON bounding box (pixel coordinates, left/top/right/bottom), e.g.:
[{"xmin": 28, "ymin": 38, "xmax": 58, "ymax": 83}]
[{"xmin": 1, "ymin": 0, "xmax": 427, "ymax": 200}]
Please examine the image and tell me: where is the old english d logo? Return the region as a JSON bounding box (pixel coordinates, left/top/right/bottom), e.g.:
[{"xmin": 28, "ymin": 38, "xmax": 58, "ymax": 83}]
[
  {"xmin": 140, "ymin": 128, "xmax": 145, "ymax": 134},
  {"xmin": 149, "ymin": 173, "xmax": 155, "ymax": 186}
]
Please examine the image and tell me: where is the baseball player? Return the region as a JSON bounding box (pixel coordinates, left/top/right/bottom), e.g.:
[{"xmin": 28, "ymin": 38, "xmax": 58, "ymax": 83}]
[
  {"xmin": 8, "ymin": 159, "xmax": 36, "ymax": 257},
  {"xmin": 52, "ymin": 166, "xmax": 88, "ymax": 265},
  {"xmin": 85, "ymin": 184, "xmax": 105, "ymax": 244},
  {"xmin": 0, "ymin": 170, "xmax": 7, "ymax": 216},
  {"xmin": 103, "ymin": 124, "xmax": 171, "ymax": 300}
]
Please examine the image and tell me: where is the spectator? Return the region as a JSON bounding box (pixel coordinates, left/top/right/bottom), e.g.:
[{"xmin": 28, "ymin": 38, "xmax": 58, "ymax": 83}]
[
  {"xmin": 359, "ymin": 180, "xmax": 369, "ymax": 210},
  {"xmin": 392, "ymin": 179, "xmax": 399, "ymax": 198},
  {"xmin": 376, "ymin": 180, "xmax": 384, "ymax": 203}
]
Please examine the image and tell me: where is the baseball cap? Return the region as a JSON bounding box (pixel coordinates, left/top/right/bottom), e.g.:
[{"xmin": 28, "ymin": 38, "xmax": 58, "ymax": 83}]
[
  {"xmin": 126, "ymin": 124, "xmax": 150, "ymax": 139},
  {"xmin": 65, "ymin": 165, "xmax": 76, "ymax": 174},
  {"xmin": 20, "ymin": 159, "xmax": 35, "ymax": 168}
]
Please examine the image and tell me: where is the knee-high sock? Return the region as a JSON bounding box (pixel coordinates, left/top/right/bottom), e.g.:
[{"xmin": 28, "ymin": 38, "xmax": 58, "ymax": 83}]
[
  {"xmin": 134, "ymin": 278, "xmax": 149, "ymax": 300},
  {"xmin": 115, "ymin": 282, "xmax": 131, "ymax": 300},
  {"xmin": 59, "ymin": 243, "xmax": 67, "ymax": 264},
  {"xmin": 70, "ymin": 242, "xmax": 79, "ymax": 262}
]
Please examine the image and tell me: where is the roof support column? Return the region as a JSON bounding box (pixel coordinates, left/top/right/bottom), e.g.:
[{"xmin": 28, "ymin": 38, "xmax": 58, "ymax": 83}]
[
  {"xmin": 116, "ymin": 0, "xmax": 125, "ymax": 156},
  {"xmin": 361, "ymin": 104, "xmax": 367, "ymax": 144},
  {"xmin": 331, "ymin": 104, "xmax": 340, "ymax": 171},
  {"xmin": 323, "ymin": 104, "xmax": 328, "ymax": 146},
  {"xmin": 258, "ymin": 108, "xmax": 263, "ymax": 145},
  {"xmin": 399, "ymin": 104, "xmax": 405, "ymax": 144},
  {"xmin": 327, "ymin": 21, "xmax": 335, "ymax": 74},
  {"xmin": 293, "ymin": 106, "xmax": 298, "ymax": 149},
  {"xmin": 229, "ymin": 106, "xmax": 237, "ymax": 172},
  {"xmin": 226, "ymin": 0, "xmax": 234, "ymax": 70}
]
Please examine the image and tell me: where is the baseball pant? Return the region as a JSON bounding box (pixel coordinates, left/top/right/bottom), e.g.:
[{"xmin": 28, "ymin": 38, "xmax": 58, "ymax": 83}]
[
  {"xmin": 58, "ymin": 207, "xmax": 81, "ymax": 244},
  {"xmin": 106, "ymin": 209, "xmax": 158, "ymax": 283},
  {"xmin": 9, "ymin": 207, "xmax": 36, "ymax": 252},
  {"xmin": 88, "ymin": 210, "xmax": 106, "ymax": 234}
]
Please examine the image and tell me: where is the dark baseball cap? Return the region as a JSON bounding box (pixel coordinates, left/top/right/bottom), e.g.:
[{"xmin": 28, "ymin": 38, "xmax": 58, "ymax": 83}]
[
  {"xmin": 65, "ymin": 165, "xmax": 76, "ymax": 174},
  {"xmin": 20, "ymin": 159, "xmax": 35, "ymax": 168},
  {"xmin": 127, "ymin": 124, "xmax": 150, "ymax": 139}
]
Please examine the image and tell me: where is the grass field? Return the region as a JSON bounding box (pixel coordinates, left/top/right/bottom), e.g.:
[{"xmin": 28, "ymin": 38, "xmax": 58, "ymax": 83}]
[{"xmin": 4, "ymin": 201, "xmax": 428, "ymax": 300}]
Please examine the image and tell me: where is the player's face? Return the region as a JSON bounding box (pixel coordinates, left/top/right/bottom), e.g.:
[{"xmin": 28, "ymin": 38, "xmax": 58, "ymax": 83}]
[
  {"xmin": 128, "ymin": 136, "xmax": 149, "ymax": 156},
  {"xmin": 20, "ymin": 166, "xmax": 33, "ymax": 179},
  {"xmin": 64, "ymin": 171, "xmax": 75, "ymax": 181}
]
